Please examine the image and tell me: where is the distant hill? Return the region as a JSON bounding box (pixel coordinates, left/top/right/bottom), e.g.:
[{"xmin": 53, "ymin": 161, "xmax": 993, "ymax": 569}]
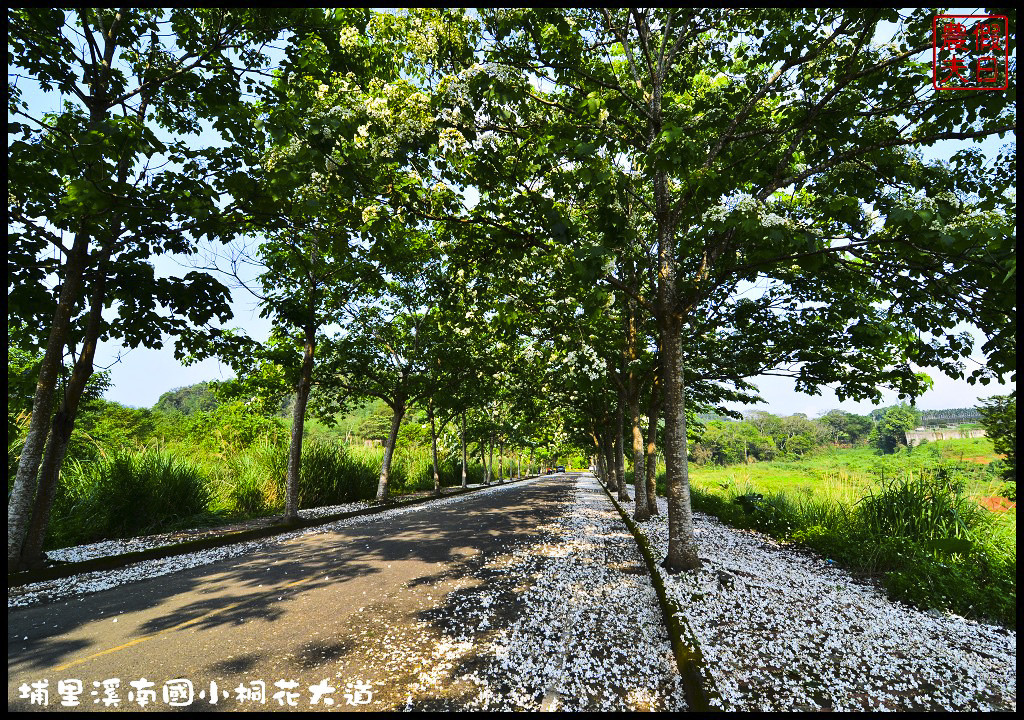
[{"xmin": 152, "ymin": 382, "xmax": 219, "ymax": 415}]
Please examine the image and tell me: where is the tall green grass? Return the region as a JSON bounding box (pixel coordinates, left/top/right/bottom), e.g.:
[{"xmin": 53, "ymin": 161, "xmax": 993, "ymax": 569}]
[
  {"xmin": 215, "ymin": 439, "xmax": 287, "ymax": 516},
  {"xmin": 856, "ymin": 472, "xmax": 983, "ymax": 545},
  {"xmin": 51, "ymin": 449, "xmax": 213, "ymax": 548},
  {"xmin": 299, "ymin": 440, "xmax": 379, "ymax": 507},
  {"xmin": 407, "ymin": 456, "xmax": 489, "ymax": 491},
  {"xmin": 346, "ymin": 443, "xmax": 488, "ymax": 493},
  {"xmin": 44, "ymin": 438, "xmax": 494, "ymax": 551}
]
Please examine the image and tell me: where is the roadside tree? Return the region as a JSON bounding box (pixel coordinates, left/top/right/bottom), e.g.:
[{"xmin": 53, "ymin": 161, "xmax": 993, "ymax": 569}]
[
  {"xmin": 7, "ymin": 8, "xmax": 305, "ymax": 569},
  {"xmin": 478, "ymin": 7, "xmax": 1015, "ymax": 571},
  {"xmin": 977, "ymin": 395, "xmax": 1016, "ymax": 487},
  {"xmin": 870, "ymin": 404, "xmax": 922, "ymax": 454}
]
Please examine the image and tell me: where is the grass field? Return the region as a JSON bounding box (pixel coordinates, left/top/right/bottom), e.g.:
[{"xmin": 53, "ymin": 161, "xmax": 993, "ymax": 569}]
[
  {"xmin": 687, "ymin": 437, "xmax": 1007, "ymax": 503},
  {"xmin": 653, "ymin": 437, "xmax": 1015, "ymax": 627}
]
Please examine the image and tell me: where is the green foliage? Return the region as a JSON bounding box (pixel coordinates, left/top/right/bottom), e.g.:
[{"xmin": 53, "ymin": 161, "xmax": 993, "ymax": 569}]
[
  {"xmin": 818, "ymin": 410, "xmax": 874, "ymax": 445},
  {"xmin": 997, "ymin": 479, "xmax": 1016, "ymax": 502},
  {"xmin": 216, "ymin": 439, "xmax": 288, "ymax": 516},
  {"xmin": 9, "ymin": 7, "xmax": 1014, "ymax": 620},
  {"xmin": 870, "ymin": 404, "xmax": 920, "ymax": 454},
  {"xmin": 298, "ymin": 440, "xmax": 379, "ymax": 507},
  {"xmin": 74, "ymin": 399, "xmax": 156, "ymax": 457},
  {"xmin": 183, "ymin": 401, "xmax": 287, "ymax": 455},
  {"xmin": 7, "ymin": 338, "xmax": 43, "ymax": 424},
  {"xmin": 358, "ymin": 407, "xmax": 395, "ymax": 441},
  {"xmin": 675, "ymin": 437, "xmax": 1016, "ymax": 627},
  {"xmin": 855, "ymin": 470, "xmax": 983, "ymax": 545},
  {"xmin": 6, "ymin": 9, "xmax": 326, "ymax": 567},
  {"xmin": 7, "ymin": 336, "xmax": 125, "ymax": 478},
  {"xmin": 50, "ymin": 449, "xmax": 213, "ymax": 548},
  {"xmin": 883, "ymin": 550, "xmax": 1016, "ymax": 627},
  {"xmin": 406, "ymin": 456, "xmax": 487, "ymax": 491},
  {"xmin": 8, "ymin": 9, "xmax": 295, "ymax": 354},
  {"xmin": 153, "ymin": 382, "xmax": 220, "ymax": 416},
  {"xmin": 692, "ymin": 412, "xmax": 848, "ymax": 466},
  {"xmin": 977, "ymin": 395, "xmax": 1016, "ymax": 486}
]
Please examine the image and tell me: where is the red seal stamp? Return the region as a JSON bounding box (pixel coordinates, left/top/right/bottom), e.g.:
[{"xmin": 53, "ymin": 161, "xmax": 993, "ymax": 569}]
[{"xmin": 932, "ymin": 15, "xmax": 1009, "ymax": 90}]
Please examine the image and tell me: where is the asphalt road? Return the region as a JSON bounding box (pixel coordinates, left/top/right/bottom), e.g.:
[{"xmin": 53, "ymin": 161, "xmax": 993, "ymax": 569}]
[{"xmin": 8, "ymin": 475, "xmax": 575, "ymax": 712}]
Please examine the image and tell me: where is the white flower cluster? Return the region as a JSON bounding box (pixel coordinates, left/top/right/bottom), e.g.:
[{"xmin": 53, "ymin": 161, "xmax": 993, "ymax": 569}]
[
  {"xmin": 760, "ymin": 211, "xmax": 789, "ymax": 228},
  {"xmin": 727, "ymin": 192, "xmax": 759, "ymax": 214},
  {"xmin": 701, "ymin": 202, "xmax": 730, "ymax": 224},
  {"xmin": 338, "ymin": 25, "xmax": 360, "ymax": 49},
  {"xmin": 561, "ymin": 347, "xmax": 602, "ymax": 381},
  {"xmin": 361, "ymin": 204, "xmax": 380, "ymax": 224},
  {"xmin": 438, "ymin": 126, "xmax": 468, "ymax": 155},
  {"xmin": 365, "ymin": 94, "xmax": 390, "ymax": 120}
]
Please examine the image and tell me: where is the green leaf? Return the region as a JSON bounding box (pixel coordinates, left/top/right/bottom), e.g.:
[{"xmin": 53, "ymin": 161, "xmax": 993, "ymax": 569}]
[{"xmin": 924, "ymin": 538, "xmax": 973, "ymax": 555}]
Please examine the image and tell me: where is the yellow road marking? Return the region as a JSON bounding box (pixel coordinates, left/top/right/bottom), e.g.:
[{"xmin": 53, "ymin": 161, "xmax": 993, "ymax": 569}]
[{"xmin": 51, "ymin": 574, "xmax": 313, "ymax": 673}]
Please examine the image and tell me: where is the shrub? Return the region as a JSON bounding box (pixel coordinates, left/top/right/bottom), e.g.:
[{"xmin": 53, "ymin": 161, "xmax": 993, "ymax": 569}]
[
  {"xmin": 884, "ymin": 552, "xmax": 1016, "ymax": 627},
  {"xmin": 869, "ymin": 404, "xmax": 920, "ymax": 454},
  {"xmin": 222, "ymin": 441, "xmax": 286, "ymax": 516},
  {"xmin": 998, "ymin": 480, "xmax": 1016, "ymax": 502},
  {"xmin": 185, "ymin": 401, "xmax": 286, "ymax": 455},
  {"xmin": 789, "ymin": 524, "xmax": 855, "ymax": 565},
  {"xmin": 977, "ymin": 394, "xmax": 1015, "ymax": 483}
]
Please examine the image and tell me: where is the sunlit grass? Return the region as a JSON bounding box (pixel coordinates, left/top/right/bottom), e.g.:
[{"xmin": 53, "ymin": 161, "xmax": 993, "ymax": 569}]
[
  {"xmin": 658, "ymin": 439, "xmax": 1015, "ymax": 627},
  {"xmin": 45, "ymin": 435, "xmax": 494, "ymax": 551}
]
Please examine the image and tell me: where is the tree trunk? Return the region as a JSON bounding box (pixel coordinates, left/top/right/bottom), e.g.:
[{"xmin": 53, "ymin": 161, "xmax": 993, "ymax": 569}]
[
  {"xmin": 19, "ymin": 265, "xmax": 109, "ymax": 569},
  {"xmin": 20, "ymin": 406, "xmax": 75, "ymax": 570},
  {"xmin": 631, "ymin": 391, "xmax": 650, "ymax": 521},
  {"xmin": 497, "ymin": 437, "xmax": 504, "ymax": 483},
  {"xmin": 285, "ymin": 326, "xmax": 316, "ymax": 521},
  {"xmin": 615, "ymin": 395, "xmax": 630, "ymax": 502},
  {"xmin": 603, "ymin": 429, "xmax": 616, "ymax": 492},
  {"xmin": 482, "ymin": 441, "xmax": 490, "ymax": 484},
  {"xmin": 516, "ymin": 451, "xmax": 521, "ymax": 479},
  {"xmin": 428, "ymin": 403, "xmax": 441, "ymax": 496},
  {"xmin": 662, "ymin": 337, "xmax": 700, "ymax": 571},
  {"xmin": 528, "ymin": 446, "xmax": 534, "ymax": 476},
  {"xmin": 645, "ymin": 374, "xmax": 661, "ymax": 516},
  {"xmin": 590, "ymin": 431, "xmax": 605, "ymax": 483},
  {"xmin": 648, "ymin": 33, "xmax": 700, "ymax": 566},
  {"xmin": 488, "ymin": 437, "xmax": 495, "ymax": 484},
  {"xmin": 376, "ymin": 402, "xmax": 405, "ymax": 502},
  {"xmin": 7, "ymin": 233, "xmax": 91, "ymax": 567},
  {"xmin": 460, "ymin": 411, "xmax": 468, "ymax": 488},
  {"xmin": 658, "ymin": 308, "xmax": 700, "ymax": 571}
]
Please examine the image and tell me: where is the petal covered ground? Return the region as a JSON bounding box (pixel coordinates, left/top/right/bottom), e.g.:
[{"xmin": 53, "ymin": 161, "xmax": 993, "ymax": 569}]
[{"xmin": 636, "ymin": 494, "xmax": 1016, "ymax": 712}]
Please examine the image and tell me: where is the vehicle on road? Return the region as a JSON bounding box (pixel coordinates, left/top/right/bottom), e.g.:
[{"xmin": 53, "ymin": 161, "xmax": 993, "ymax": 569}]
[{"xmin": 556, "ymin": 465, "xmax": 566, "ymax": 473}]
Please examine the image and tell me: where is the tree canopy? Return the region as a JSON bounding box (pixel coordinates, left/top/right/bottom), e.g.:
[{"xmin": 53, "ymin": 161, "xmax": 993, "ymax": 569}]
[{"xmin": 8, "ymin": 8, "xmax": 1015, "ymax": 573}]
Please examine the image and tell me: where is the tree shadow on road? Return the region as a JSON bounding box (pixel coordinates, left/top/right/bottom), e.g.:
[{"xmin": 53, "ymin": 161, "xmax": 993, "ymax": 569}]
[{"xmin": 7, "ymin": 477, "xmax": 574, "ymax": 710}]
